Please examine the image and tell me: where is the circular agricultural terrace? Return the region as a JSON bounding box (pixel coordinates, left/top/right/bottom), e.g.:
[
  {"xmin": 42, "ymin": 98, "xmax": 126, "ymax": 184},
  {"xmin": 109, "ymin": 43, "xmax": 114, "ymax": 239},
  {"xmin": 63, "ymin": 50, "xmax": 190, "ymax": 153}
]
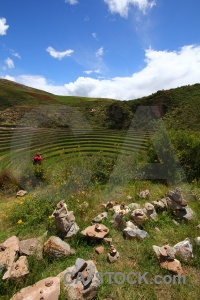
[{"xmin": 0, "ymin": 127, "xmax": 152, "ymax": 178}]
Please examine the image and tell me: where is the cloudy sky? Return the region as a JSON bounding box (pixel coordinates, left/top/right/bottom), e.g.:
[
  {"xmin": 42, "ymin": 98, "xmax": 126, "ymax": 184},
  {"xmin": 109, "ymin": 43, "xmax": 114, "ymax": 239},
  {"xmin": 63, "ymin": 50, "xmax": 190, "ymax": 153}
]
[{"xmin": 0, "ymin": 0, "xmax": 200, "ymax": 100}]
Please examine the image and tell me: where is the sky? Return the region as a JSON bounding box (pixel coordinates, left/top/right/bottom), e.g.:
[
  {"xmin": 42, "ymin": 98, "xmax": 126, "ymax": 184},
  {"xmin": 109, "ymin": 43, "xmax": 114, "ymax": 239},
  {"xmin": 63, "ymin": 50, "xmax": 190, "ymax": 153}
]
[{"xmin": 0, "ymin": 0, "xmax": 200, "ymax": 100}]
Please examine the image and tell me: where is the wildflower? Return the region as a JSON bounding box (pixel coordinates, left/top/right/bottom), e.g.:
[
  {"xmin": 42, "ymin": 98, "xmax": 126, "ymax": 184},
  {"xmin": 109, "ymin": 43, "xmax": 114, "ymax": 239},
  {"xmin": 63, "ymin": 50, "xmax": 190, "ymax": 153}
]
[
  {"xmin": 81, "ymin": 191, "xmax": 85, "ymax": 195},
  {"xmin": 20, "ymin": 201, "xmax": 23, "ymax": 205},
  {"xmin": 48, "ymin": 216, "xmax": 52, "ymax": 219},
  {"xmin": 17, "ymin": 219, "xmax": 22, "ymax": 224}
]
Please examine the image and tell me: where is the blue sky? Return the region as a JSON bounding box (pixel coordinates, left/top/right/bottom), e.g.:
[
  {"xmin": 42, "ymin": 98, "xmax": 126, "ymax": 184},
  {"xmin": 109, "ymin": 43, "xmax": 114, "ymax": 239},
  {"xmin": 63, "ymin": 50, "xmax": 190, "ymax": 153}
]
[{"xmin": 1, "ymin": 0, "xmax": 200, "ymax": 100}]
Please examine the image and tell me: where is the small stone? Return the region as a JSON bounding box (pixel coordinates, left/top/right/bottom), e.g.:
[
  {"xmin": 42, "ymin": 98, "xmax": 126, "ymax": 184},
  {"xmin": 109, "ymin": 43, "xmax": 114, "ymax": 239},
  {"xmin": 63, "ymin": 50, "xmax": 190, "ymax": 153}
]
[
  {"xmin": 194, "ymin": 237, "xmax": 200, "ymax": 245},
  {"xmin": 154, "ymin": 227, "xmax": 161, "ymax": 233},
  {"xmin": 102, "ymin": 237, "xmax": 112, "ymax": 245},
  {"xmin": 16, "ymin": 190, "xmax": 27, "ymax": 197},
  {"xmin": 45, "ymin": 279, "xmax": 54, "ymax": 287},
  {"xmin": 95, "ymin": 246, "xmax": 104, "ymax": 254}
]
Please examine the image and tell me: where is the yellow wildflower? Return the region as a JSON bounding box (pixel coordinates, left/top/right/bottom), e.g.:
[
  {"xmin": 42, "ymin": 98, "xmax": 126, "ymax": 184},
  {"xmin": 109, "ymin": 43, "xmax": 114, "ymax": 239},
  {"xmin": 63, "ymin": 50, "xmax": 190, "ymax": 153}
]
[{"xmin": 17, "ymin": 219, "xmax": 22, "ymax": 224}]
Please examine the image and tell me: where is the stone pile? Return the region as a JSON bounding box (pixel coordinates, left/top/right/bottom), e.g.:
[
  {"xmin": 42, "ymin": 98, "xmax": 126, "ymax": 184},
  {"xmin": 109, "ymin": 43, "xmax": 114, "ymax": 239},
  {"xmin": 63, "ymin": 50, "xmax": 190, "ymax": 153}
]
[
  {"xmin": 57, "ymin": 257, "xmax": 100, "ymax": 300},
  {"xmin": 107, "ymin": 245, "xmax": 120, "ymax": 263},
  {"xmin": 81, "ymin": 223, "xmax": 109, "ymax": 239},
  {"xmin": 52, "ymin": 200, "xmax": 79, "ymax": 239}
]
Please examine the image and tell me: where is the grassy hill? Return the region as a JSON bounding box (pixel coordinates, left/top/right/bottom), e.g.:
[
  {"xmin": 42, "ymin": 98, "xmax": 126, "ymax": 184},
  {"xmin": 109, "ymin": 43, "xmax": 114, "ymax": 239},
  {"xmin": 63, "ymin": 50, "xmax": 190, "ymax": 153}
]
[{"xmin": 1, "ymin": 79, "xmax": 200, "ymax": 131}]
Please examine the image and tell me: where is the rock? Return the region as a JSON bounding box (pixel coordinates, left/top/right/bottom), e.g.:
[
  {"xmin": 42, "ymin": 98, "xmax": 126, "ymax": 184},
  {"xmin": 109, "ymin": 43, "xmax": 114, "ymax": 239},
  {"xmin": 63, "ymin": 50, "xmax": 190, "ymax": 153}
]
[
  {"xmin": 112, "ymin": 203, "xmax": 130, "ymax": 214},
  {"xmin": 58, "ymin": 259, "xmax": 100, "ymax": 300},
  {"xmin": 10, "ymin": 276, "xmax": 60, "ymax": 300},
  {"xmin": 154, "ymin": 227, "xmax": 161, "ymax": 233},
  {"xmin": 125, "ymin": 221, "xmax": 139, "ymax": 229},
  {"xmin": 0, "ymin": 236, "xmax": 19, "ymax": 268},
  {"xmin": 71, "ymin": 258, "xmax": 88, "ymax": 279},
  {"xmin": 2, "ymin": 256, "xmax": 29, "ymax": 281},
  {"xmin": 172, "ymin": 220, "xmax": 180, "ymax": 226},
  {"xmin": 131, "ymin": 209, "xmax": 148, "ymax": 225},
  {"xmin": 123, "ymin": 227, "xmax": 148, "ymax": 240},
  {"xmin": 126, "ymin": 195, "xmax": 132, "ymax": 200},
  {"xmin": 102, "ymin": 201, "xmax": 118, "ymax": 210},
  {"xmin": 173, "ymin": 207, "xmax": 194, "ymax": 221},
  {"xmin": 153, "ymin": 245, "xmax": 183, "ymax": 275},
  {"xmin": 19, "ymin": 237, "xmax": 43, "ymax": 259},
  {"xmin": 143, "ymin": 202, "xmax": 158, "ymax": 221},
  {"xmin": 44, "ymin": 236, "xmax": 75, "ymax": 259},
  {"xmin": 173, "ymin": 238, "xmax": 193, "ymax": 261},
  {"xmin": 166, "ymin": 187, "xmax": 188, "ymax": 207},
  {"xmin": 138, "ymin": 189, "xmax": 150, "ymax": 199},
  {"xmin": 2, "ymin": 236, "xmax": 19, "ymax": 252},
  {"xmin": 128, "ymin": 203, "xmax": 140, "ymax": 210},
  {"xmin": 165, "ymin": 197, "xmax": 184, "ymax": 210},
  {"xmin": 102, "ymin": 238, "xmax": 112, "ymax": 245},
  {"xmin": 52, "ymin": 200, "xmax": 79, "ymax": 238},
  {"xmin": 110, "ymin": 211, "xmax": 126, "ymax": 229},
  {"xmin": 95, "ymin": 246, "xmax": 104, "ymax": 254},
  {"xmin": 107, "ymin": 245, "xmax": 119, "ymax": 263},
  {"xmin": 194, "ymin": 237, "xmax": 200, "ymax": 245},
  {"xmin": 81, "ymin": 224, "xmax": 109, "ymax": 239},
  {"xmin": 16, "ymin": 190, "xmax": 27, "ymax": 197},
  {"xmin": 152, "ymin": 199, "xmax": 167, "ymax": 211},
  {"xmin": 65, "ymin": 222, "xmax": 80, "ymax": 239},
  {"xmin": 92, "ymin": 212, "xmax": 108, "ymax": 223}
]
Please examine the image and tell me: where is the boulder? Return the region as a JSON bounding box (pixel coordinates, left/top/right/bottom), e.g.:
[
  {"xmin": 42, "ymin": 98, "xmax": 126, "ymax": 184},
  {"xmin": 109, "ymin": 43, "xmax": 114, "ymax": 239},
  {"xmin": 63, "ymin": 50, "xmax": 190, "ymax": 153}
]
[
  {"xmin": 2, "ymin": 256, "xmax": 29, "ymax": 281},
  {"xmin": 92, "ymin": 212, "xmax": 108, "ymax": 223},
  {"xmin": 81, "ymin": 224, "xmax": 109, "ymax": 239},
  {"xmin": 58, "ymin": 258, "xmax": 100, "ymax": 300},
  {"xmin": 43, "ymin": 236, "xmax": 75, "ymax": 259},
  {"xmin": 173, "ymin": 238, "xmax": 193, "ymax": 261},
  {"xmin": 138, "ymin": 189, "xmax": 150, "ymax": 199},
  {"xmin": 123, "ymin": 227, "xmax": 148, "ymax": 240},
  {"xmin": 0, "ymin": 236, "xmax": 19, "ymax": 269},
  {"xmin": 19, "ymin": 237, "xmax": 43, "ymax": 260},
  {"xmin": 110, "ymin": 211, "xmax": 126, "ymax": 229},
  {"xmin": 131, "ymin": 209, "xmax": 148, "ymax": 225},
  {"xmin": 10, "ymin": 277, "xmax": 60, "ymax": 300},
  {"xmin": 153, "ymin": 245, "xmax": 183, "ymax": 275}
]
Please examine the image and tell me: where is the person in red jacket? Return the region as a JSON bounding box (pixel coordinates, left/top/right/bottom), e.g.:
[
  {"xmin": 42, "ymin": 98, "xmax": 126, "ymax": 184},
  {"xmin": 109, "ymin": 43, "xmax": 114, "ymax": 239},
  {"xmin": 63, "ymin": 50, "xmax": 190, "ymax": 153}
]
[{"xmin": 33, "ymin": 154, "xmax": 43, "ymax": 165}]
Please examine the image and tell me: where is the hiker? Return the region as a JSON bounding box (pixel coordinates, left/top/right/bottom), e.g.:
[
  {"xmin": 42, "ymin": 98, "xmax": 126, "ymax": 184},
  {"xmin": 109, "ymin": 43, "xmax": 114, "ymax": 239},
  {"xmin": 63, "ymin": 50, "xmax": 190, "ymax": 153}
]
[{"xmin": 33, "ymin": 154, "xmax": 43, "ymax": 165}]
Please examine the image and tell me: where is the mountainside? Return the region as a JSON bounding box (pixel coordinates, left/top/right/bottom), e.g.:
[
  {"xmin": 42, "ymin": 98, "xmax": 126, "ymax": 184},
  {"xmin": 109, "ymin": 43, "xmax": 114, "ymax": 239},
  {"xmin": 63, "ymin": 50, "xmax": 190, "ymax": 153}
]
[{"xmin": 0, "ymin": 79, "xmax": 200, "ymax": 130}]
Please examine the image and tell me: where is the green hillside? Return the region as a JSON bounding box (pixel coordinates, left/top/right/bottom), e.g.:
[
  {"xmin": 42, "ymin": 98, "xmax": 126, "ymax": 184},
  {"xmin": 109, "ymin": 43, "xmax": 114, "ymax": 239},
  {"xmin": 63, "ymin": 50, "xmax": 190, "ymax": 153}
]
[{"xmin": 1, "ymin": 79, "xmax": 200, "ymax": 131}]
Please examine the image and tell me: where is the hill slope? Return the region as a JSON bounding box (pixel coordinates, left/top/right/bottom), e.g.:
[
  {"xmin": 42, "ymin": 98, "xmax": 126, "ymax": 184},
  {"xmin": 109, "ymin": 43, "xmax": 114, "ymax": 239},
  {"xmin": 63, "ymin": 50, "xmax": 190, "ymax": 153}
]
[{"xmin": 1, "ymin": 79, "xmax": 200, "ymax": 130}]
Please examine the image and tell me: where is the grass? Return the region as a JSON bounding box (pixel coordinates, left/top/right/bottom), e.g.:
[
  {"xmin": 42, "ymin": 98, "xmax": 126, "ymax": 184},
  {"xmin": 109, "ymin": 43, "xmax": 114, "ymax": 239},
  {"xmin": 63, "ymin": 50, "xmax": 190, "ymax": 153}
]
[{"xmin": 0, "ymin": 177, "xmax": 200, "ymax": 299}]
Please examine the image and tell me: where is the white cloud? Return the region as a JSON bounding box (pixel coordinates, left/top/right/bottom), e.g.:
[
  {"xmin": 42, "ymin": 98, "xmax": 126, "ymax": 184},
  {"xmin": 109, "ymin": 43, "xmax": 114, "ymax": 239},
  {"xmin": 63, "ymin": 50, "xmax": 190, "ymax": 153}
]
[
  {"xmin": 92, "ymin": 32, "xmax": 98, "ymax": 40},
  {"xmin": 96, "ymin": 47, "xmax": 104, "ymax": 57},
  {"xmin": 4, "ymin": 57, "xmax": 14, "ymax": 69},
  {"xmin": 4, "ymin": 45, "xmax": 200, "ymax": 100},
  {"xmin": 2, "ymin": 74, "xmax": 68, "ymax": 95},
  {"xmin": 83, "ymin": 69, "xmax": 101, "ymax": 75},
  {"xmin": 63, "ymin": 45, "xmax": 200, "ymax": 99},
  {"xmin": 104, "ymin": 0, "xmax": 156, "ymax": 17},
  {"xmin": 4, "ymin": 75, "xmax": 15, "ymax": 81},
  {"xmin": 65, "ymin": 0, "xmax": 78, "ymax": 5},
  {"xmin": 13, "ymin": 52, "xmax": 21, "ymax": 59},
  {"xmin": 0, "ymin": 18, "xmax": 9, "ymax": 35},
  {"xmin": 46, "ymin": 46, "xmax": 74, "ymax": 60},
  {"xmin": 83, "ymin": 70, "xmax": 93, "ymax": 75}
]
